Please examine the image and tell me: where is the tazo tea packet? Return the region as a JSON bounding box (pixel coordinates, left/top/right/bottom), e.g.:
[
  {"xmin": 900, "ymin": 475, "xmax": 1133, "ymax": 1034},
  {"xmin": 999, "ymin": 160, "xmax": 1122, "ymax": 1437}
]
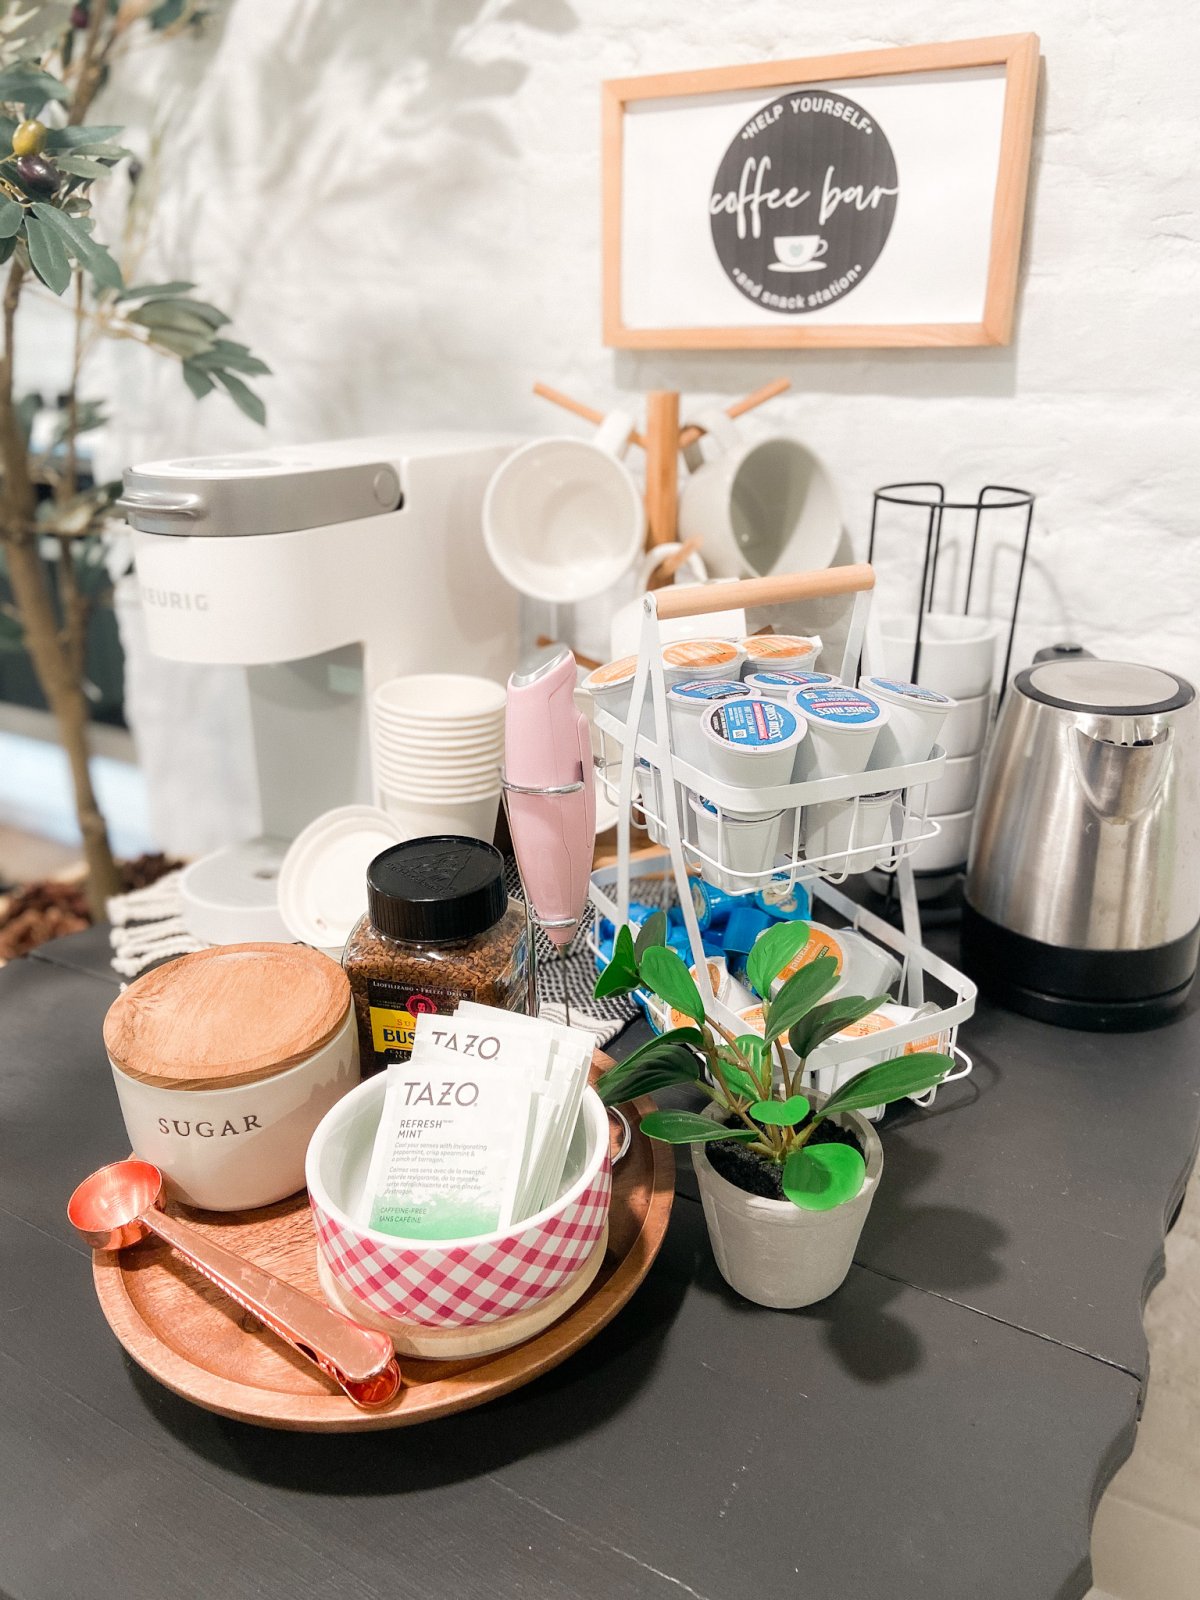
[
  {"xmin": 452, "ymin": 1002, "xmax": 594, "ymax": 1219},
  {"xmin": 358, "ymin": 1025, "xmax": 533, "ymax": 1240}
]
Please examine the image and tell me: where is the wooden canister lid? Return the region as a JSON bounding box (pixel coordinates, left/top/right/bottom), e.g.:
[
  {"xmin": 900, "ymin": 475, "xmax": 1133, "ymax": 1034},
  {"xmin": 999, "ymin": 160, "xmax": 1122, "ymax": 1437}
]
[{"xmin": 103, "ymin": 942, "xmax": 351, "ymax": 1091}]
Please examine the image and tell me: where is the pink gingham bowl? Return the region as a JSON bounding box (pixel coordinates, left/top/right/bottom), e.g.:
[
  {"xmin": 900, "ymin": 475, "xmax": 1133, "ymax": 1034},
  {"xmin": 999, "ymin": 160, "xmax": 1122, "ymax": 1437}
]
[{"xmin": 305, "ymin": 1074, "xmax": 611, "ymax": 1337}]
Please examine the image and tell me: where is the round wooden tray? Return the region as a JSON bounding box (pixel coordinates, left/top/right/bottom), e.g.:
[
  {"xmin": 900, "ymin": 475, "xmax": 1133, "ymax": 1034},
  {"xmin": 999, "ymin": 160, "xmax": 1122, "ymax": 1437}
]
[{"xmin": 90, "ymin": 1094, "xmax": 674, "ymax": 1431}]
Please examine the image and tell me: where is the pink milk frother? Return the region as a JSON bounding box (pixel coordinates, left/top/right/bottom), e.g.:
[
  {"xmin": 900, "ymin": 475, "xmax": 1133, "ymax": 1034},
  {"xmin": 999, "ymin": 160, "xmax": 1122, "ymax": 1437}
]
[{"xmin": 503, "ymin": 643, "xmax": 596, "ymax": 1027}]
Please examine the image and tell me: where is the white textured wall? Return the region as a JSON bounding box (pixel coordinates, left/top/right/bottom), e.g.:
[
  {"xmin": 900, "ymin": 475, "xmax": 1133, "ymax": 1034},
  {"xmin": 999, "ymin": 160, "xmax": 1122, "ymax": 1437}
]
[{"xmin": 79, "ymin": 0, "xmax": 1200, "ymax": 850}]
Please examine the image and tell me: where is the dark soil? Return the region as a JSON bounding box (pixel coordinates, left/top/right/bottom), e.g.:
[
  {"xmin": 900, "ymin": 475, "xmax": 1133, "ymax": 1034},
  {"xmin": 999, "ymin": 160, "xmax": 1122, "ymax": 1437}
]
[{"xmin": 706, "ymin": 1113, "xmax": 864, "ymax": 1201}]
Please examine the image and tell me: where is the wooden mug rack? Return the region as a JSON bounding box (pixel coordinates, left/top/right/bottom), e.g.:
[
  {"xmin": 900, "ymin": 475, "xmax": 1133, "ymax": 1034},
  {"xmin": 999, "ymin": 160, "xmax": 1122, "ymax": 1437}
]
[{"xmin": 531, "ymin": 376, "xmax": 792, "ymax": 583}]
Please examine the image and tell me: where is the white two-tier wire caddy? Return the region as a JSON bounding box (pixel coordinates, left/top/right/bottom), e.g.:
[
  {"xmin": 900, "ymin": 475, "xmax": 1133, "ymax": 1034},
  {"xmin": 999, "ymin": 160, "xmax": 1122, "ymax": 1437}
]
[{"xmin": 587, "ymin": 564, "xmax": 977, "ymax": 1107}]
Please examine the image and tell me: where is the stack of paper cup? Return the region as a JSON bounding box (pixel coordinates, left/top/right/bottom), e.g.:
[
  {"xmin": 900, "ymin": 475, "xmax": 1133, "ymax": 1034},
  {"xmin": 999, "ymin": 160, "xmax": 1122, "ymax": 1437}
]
[
  {"xmin": 371, "ymin": 674, "xmax": 505, "ymax": 842},
  {"xmin": 875, "ymin": 616, "xmax": 1000, "ymax": 876}
]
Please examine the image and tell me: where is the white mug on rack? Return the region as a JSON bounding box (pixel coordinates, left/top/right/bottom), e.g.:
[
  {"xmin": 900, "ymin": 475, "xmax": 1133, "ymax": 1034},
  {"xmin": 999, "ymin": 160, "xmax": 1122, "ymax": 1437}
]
[
  {"xmin": 678, "ymin": 408, "xmax": 841, "ymax": 582},
  {"xmin": 483, "ymin": 409, "xmax": 645, "ymax": 603}
]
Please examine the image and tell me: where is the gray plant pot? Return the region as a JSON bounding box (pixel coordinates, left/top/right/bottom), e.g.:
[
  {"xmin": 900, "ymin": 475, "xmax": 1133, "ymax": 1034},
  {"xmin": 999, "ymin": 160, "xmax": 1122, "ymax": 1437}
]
[{"xmin": 692, "ymin": 1097, "xmax": 883, "ymax": 1309}]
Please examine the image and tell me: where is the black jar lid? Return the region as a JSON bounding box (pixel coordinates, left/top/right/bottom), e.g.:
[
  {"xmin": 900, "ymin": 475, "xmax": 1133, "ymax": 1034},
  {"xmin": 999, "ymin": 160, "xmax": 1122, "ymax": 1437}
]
[{"xmin": 366, "ymin": 837, "xmax": 508, "ymax": 943}]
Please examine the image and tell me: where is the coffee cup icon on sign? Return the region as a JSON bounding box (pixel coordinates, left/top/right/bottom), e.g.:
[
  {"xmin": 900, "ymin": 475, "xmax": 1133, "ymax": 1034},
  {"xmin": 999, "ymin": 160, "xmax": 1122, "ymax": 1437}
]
[{"xmin": 769, "ymin": 235, "xmax": 828, "ymax": 273}]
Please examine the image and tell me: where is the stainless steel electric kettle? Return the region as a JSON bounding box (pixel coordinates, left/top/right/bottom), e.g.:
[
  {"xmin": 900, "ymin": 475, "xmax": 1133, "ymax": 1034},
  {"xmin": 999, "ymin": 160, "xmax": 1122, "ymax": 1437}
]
[{"xmin": 962, "ymin": 657, "xmax": 1200, "ymax": 1028}]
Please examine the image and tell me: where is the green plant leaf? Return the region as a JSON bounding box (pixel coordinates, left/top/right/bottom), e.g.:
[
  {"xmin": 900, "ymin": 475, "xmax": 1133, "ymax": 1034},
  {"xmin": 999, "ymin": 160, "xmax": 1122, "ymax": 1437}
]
[
  {"xmin": 181, "ymin": 360, "xmax": 215, "ymax": 400},
  {"xmin": 715, "ymin": 1048, "xmax": 758, "ymax": 1103},
  {"xmin": 191, "ymin": 338, "xmax": 270, "ymax": 375},
  {"xmin": 31, "ymin": 203, "xmax": 123, "ymax": 290},
  {"xmin": 213, "ymin": 368, "xmax": 266, "ymax": 425},
  {"xmin": 0, "ymin": 610, "xmax": 25, "ymax": 651},
  {"xmin": 750, "ymin": 1094, "xmax": 811, "ymax": 1127},
  {"xmin": 595, "ymin": 1055, "xmax": 702, "ymax": 1107},
  {"xmin": 147, "ymin": 325, "xmax": 214, "ymax": 359},
  {"xmin": 0, "ymin": 197, "xmax": 22, "ymax": 239},
  {"xmin": 746, "ymin": 919, "xmax": 810, "ymax": 1000},
  {"xmin": 820, "ymin": 1052, "xmax": 954, "ymax": 1118},
  {"xmin": 638, "ymin": 1110, "xmax": 757, "ymax": 1146},
  {"xmin": 55, "ymin": 156, "xmax": 114, "ymax": 180},
  {"xmin": 595, "ymin": 1026, "xmax": 702, "ymax": 1102},
  {"xmin": 42, "ymin": 125, "xmax": 125, "ymax": 154},
  {"xmin": 116, "ymin": 279, "xmax": 196, "ymax": 301},
  {"xmin": 23, "ymin": 213, "xmax": 69, "ymax": 293},
  {"xmin": 0, "ymin": 64, "xmax": 70, "ymax": 109},
  {"xmin": 638, "ymin": 944, "xmax": 704, "ymax": 1027},
  {"xmin": 788, "ymin": 992, "xmax": 891, "ymax": 1063},
  {"xmin": 633, "ymin": 909, "xmax": 667, "ymax": 961},
  {"xmin": 0, "ymin": 235, "xmax": 16, "ymax": 267},
  {"xmin": 762, "ymin": 956, "xmax": 840, "ymax": 1046},
  {"xmin": 127, "ymin": 298, "xmax": 219, "ymax": 335},
  {"xmin": 594, "ymin": 923, "xmax": 639, "ymax": 999},
  {"xmin": 782, "ymin": 1143, "xmax": 866, "ymax": 1211}
]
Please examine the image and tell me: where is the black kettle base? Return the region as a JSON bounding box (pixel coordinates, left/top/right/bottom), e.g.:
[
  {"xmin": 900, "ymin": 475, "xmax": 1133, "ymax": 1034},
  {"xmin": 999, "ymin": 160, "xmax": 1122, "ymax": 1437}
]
[{"xmin": 960, "ymin": 903, "xmax": 1200, "ymax": 1033}]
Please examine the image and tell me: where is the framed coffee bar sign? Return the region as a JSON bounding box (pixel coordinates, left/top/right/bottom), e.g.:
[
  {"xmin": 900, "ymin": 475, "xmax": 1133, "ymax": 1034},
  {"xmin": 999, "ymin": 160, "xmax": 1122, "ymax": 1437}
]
[{"xmin": 602, "ymin": 34, "xmax": 1039, "ymax": 349}]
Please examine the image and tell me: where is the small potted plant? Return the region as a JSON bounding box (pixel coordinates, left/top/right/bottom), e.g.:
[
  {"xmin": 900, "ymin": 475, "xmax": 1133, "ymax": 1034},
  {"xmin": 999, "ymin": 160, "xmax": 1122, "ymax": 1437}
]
[{"xmin": 594, "ymin": 914, "xmax": 952, "ymax": 1307}]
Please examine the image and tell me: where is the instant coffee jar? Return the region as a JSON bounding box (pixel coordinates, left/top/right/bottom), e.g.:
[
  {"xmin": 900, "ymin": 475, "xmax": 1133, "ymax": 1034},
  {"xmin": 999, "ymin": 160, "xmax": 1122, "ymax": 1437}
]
[{"xmin": 343, "ymin": 836, "xmax": 534, "ymax": 1075}]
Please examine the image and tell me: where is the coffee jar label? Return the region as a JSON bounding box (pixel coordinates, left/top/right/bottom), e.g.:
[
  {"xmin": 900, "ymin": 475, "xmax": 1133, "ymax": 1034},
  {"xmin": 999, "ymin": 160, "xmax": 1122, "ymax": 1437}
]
[{"xmin": 366, "ymin": 977, "xmax": 479, "ymax": 1065}]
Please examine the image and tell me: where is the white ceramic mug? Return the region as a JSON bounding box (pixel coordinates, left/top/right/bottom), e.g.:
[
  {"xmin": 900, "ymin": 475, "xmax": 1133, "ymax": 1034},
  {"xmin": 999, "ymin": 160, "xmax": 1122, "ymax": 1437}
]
[
  {"xmin": 881, "ymin": 615, "xmax": 1000, "ymax": 700},
  {"xmin": 678, "ymin": 409, "xmax": 841, "ymax": 582},
  {"xmin": 483, "ymin": 411, "xmax": 644, "ymax": 603}
]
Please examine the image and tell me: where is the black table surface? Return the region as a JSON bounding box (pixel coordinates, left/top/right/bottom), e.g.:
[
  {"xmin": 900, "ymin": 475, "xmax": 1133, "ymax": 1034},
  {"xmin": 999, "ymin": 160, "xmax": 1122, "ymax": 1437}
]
[{"xmin": 2, "ymin": 924, "xmax": 1196, "ymax": 1600}]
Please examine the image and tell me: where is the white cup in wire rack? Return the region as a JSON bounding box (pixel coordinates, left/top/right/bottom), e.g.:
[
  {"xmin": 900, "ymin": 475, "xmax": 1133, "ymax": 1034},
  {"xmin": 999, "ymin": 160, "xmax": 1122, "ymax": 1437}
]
[
  {"xmin": 700, "ymin": 695, "xmax": 807, "ymax": 788},
  {"xmin": 677, "ymin": 408, "xmax": 841, "ymax": 582},
  {"xmin": 790, "ymin": 684, "xmax": 888, "ymax": 781},
  {"xmin": 688, "ymin": 794, "xmax": 783, "ymax": 893},
  {"xmin": 880, "ymin": 614, "xmax": 1000, "ymax": 700},
  {"xmin": 803, "ymin": 791, "xmax": 898, "ymax": 873},
  {"xmin": 483, "ymin": 410, "xmax": 644, "ymax": 603},
  {"xmin": 666, "ymin": 678, "xmax": 754, "ymax": 767}
]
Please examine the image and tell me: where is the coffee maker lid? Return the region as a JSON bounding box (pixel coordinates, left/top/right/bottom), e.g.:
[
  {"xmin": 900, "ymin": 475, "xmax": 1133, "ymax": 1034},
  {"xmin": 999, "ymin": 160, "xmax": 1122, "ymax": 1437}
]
[{"xmin": 1019, "ymin": 659, "xmax": 1194, "ymax": 715}]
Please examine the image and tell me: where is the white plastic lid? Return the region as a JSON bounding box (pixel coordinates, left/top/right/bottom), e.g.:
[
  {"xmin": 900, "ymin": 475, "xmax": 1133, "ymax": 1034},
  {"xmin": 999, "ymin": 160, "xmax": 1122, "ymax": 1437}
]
[
  {"xmin": 792, "ymin": 684, "xmax": 889, "ymax": 732},
  {"xmin": 667, "ymin": 678, "xmax": 754, "ymax": 705},
  {"xmin": 278, "ymin": 805, "xmax": 410, "ymax": 953},
  {"xmin": 859, "ymin": 674, "xmax": 954, "ymax": 709}
]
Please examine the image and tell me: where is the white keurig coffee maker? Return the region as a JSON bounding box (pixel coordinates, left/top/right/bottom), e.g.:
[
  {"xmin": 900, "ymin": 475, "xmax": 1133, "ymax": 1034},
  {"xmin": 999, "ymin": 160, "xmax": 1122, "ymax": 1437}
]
[{"xmin": 118, "ymin": 435, "xmax": 520, "ymax": 943}]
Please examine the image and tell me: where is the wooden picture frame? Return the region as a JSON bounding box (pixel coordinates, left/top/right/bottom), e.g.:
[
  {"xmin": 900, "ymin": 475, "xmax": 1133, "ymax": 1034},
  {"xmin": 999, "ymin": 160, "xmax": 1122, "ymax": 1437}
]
[{"xmin": 601, "ymin": 33, "xmax": 1039, "ymax": 350}]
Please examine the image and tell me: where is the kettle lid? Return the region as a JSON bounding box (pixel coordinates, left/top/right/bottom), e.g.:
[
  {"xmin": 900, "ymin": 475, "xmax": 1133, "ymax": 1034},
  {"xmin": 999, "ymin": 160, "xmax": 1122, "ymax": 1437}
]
[{"xmin": 1018, "ymin": 658, "xmax": 1194, "ymax": 715}]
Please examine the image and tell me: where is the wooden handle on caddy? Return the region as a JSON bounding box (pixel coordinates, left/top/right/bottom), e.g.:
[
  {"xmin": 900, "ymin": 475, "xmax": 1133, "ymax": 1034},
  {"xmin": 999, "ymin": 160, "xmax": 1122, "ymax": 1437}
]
[{"xmin": 652, "ymin": 562, "xmax": 875, "ymax": 622}]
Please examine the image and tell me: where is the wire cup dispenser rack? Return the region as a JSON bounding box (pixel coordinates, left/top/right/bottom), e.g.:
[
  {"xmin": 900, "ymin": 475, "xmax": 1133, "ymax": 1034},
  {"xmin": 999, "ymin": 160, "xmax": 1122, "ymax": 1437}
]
[{"xmin": 586, "ymin": 563, "xmax": 977, "ymax": 1106}]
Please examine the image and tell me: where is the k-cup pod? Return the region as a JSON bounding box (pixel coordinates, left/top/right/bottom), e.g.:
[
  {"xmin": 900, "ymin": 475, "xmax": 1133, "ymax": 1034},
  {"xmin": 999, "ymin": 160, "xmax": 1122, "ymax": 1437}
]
[
  {"xmin": 790, "ymin": 685, "xmax": 889, "ymax": 781},
  {"xmin": 582, "ymin": 654, "xmax": 658, "ymax": 740},
  {"xmin": 881, "ymin": 614, "xmax": 1000, "ymax": 700},
  {"xmin": 740, "ymin": 634, "xmax": 823, "ymax": 676},
  {"xmin": 805, "ymin": 1001, "xmax": 954, "ymax": 1117},
  {"xmin": 859, "ymin": 675, "xmax": 956, "ymax": 769},
  {"xmin": 803, "ymin": 791, "xmax": 898, "ymax": 871},
  {"xmin": 661, "ymin": 637, "xmax": 745, "ymax": 690},
  {"xmin": 940, "ymin": 690, "xmax": 992, "ymax": 758},
  {"xmin": 770, "ymin": 920, "xmax": 901, "ymax": 1003},
  {"xmin": 689, "ymin": 794, "xmax": 783, "ymax": 892},
  {"xmin": 927, "ymin": 751, "xmax": 982, "ymax": 814},
  {"xmin": 700, "ymin": 695, "xmax": 807, "ymax": 788},
  {"xmin": 742, "ymin": 669, "xmax": 839, "ymax": 703},
  {"xmin": 667, "ymin": 678, "xmax": 754, "ymax": 766}
]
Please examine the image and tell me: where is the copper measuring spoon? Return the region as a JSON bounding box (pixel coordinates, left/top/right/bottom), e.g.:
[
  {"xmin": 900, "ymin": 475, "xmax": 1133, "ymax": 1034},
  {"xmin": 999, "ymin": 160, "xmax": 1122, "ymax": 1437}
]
[{"xmin": 68, "ymin": 1159, "xmax": 401, "ymax": 1410}]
